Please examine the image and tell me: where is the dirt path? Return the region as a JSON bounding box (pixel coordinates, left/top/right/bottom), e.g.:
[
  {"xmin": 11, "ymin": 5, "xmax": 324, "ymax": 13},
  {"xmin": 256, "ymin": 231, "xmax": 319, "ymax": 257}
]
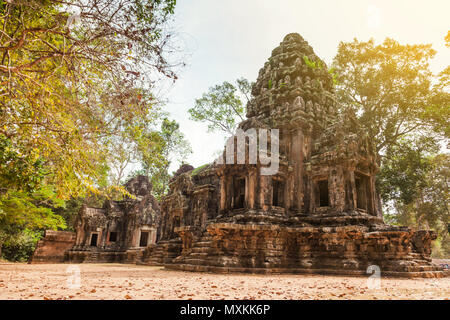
[{"xmin": 0, "ymin": 263, "xmax": 448, "ymax": 300}]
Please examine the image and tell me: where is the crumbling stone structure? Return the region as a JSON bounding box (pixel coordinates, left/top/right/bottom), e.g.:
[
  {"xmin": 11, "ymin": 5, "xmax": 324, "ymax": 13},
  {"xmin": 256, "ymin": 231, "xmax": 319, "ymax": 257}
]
[
  {"xmin": 67, "ymin": 175, "xmax": 160, "ymax": 263},
  {"xmin": 144, "ymin": 33, "xmax": 444, "ymax": 277},
  {"xmin": 30, "ymin": 230, "xmax": 76, "ymax": 263},
  {"xmin": 142, "ymin": 164, "xmax": 220, "ymax": 265}
]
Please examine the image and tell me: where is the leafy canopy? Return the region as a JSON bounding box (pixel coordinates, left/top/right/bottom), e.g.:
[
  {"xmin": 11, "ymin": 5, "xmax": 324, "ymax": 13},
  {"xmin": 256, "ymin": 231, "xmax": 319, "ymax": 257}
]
[
  {"xmin": 0, "ymin": 0, "xmax": 180, "ymax": 256},
  {"xmin": 188, "ymin": 78, "xmax": 252, "ymax": 135},
  {"xmin": 332, "ymin": 37, "xmax": 448, "ymax": 153},
  {"xmin": 0, "ymin": 0, "xmax": 179, "ymax": 199}
]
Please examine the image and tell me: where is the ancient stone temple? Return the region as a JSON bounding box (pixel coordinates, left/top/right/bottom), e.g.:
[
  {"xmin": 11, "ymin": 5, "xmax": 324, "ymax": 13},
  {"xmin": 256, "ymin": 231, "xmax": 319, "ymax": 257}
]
[
  {"xmin": 66, "ymin": 175, "xmax": 160, "ymax": 263},
  {"xmin": 143, "ymin": 33, "xmax": 443, "ymax": 277}
]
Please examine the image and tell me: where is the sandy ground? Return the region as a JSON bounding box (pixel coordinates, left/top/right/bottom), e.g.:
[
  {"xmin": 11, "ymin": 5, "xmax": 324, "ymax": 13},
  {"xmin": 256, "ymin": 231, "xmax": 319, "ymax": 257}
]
[{"xmin": 0, "ymin": 263, "xmax": 448, "ymax": 300}]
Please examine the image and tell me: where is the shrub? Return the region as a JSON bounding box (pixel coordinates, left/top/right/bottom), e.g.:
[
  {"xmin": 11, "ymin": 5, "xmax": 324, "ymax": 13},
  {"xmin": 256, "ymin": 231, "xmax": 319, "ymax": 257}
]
[{"xmin": 1, "ymin": 229, "xmax": 43, "ymax": 262}]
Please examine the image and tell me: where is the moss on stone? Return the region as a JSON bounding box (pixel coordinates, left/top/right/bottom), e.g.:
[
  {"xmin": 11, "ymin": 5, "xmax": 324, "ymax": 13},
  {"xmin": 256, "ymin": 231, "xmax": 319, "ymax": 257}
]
[{"xmin": 191, "ymin": 163, "xmax": 210, "ymax": 176}]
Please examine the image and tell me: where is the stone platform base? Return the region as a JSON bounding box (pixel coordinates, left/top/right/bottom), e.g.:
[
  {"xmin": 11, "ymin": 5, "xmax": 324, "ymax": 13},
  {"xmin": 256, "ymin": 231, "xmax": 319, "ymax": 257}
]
[
  {"xmin": 156, "ymin": 222, "xmax": 446, "ymax": 278},
  {"xmin": 66, "ymin": 250, "xmax": 129, "ymax": 263},
  {"xmin": 165, "ymin": 263, "xmax": 444, "ymax": 278}
]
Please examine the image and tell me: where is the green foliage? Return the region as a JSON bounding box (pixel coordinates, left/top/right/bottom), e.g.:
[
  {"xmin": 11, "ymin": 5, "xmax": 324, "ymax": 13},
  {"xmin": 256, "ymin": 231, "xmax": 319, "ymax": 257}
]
[
  {"xmin": 0, "ymin": 186, "xmax": 66, "ymax": 261},
  {"xmin": 189, "ymin": 78, "xmax": 252, "ymax": 134},
  {"xmin": 333, "ymin": 35, "xmax": 449, "ymax": 257},
  {"xmin": 424, "ymin": 32, "xmax": 450, "ymax": 141},
  {"xmin": 52, "ymin": 197, "xmax": 84, "ymax": 232},
  {"xmin": 0, "ymin": 134, "xmax": 46, "ymax": 192},
  {"xmin": 379, "ymin": 139, "xmax": 449, "ymax": 257},
  {"xmin": 303, "ymin": 55, "xmax": 323, "ymax": 69},
  {"xmin": 327, "ymin": 67, "xmax": 339, "ymax": 86},
  {"xmin": 378, "ymin": 136, "xmax": 439, "ymax": 205},
  {"xmin": 0, "ymin": 0, "xmax": 178, "ymax": 199},
  {"xmin": 0, "ymin": 0, "xmax": 179, "ymax": 260},
  {"xmin": 236, "ymin": 77, "xmax": 253, "ymax": 102},
  {"xmin": 332, "ymin": 37, "xmax": 445, "ymax": 153},
  {"xmin": 146, "ymin": 118, "xmax": 192, "ymax": 199},
  {"xmin": 0, "ymin": 187, "xmax": 66, "ymax": 231},
  {"xmin": 127, "ymin": 117, "xmax": 191, "ymax": 200},
  {"xmin": 432, "ymin": 236, "xmax": 450, "ymax": 259},
  {"xmin": 1, "ymin": 229, "xmax": 43, "ymax": 262},
  {"xmin": 191, "ymin": 164, "xmax": 210, "ymax": 176}
]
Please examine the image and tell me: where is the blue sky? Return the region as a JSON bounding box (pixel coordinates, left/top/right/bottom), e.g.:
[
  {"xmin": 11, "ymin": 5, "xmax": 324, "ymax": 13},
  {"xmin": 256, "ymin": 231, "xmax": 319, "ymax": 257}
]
[{"xmin": 161, "ymin": 0, "xmax": 450, "ymax": 171}]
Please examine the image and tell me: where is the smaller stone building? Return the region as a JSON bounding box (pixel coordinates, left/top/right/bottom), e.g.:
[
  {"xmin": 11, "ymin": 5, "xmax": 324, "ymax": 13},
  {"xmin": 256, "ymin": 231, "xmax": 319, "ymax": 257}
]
[{"xmin": 67, "ymin": 175, "xmax": 160, "ymax": 263}]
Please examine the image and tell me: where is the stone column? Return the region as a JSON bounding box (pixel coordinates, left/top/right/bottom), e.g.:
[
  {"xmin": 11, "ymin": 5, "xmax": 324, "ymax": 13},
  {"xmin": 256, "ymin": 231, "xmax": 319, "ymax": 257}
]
[
  {"xmin": 307, "ymin": 177, "xmax": 315, "ymax": 214},
  {"xmin": 226, "ymin": 176, "xmax": 233, "ymax": 211},
  {"xmin": 219, "ymin": 174, "xmax": 226, "ymax": 213},
  {"xmin": 258, "ymin": 174, "xmax": 270, "ymax": 211},
  {"xmin": 343, "ymin": 169, "xmax": 355, "ymax": 211},
  {"xmin": 368, "ymin": 175, "xmax": 376, "ymax": 216},
  {"xmin": 290, "ymin": 129, "xmax": 304, "ymax": 211},
  {"xmin": 99, "ymin": 228, "xmax": 106, "ymax": 247},
  {"xmin": 248, "ymin": 169, "xmax": 256, "ymax": 209},
  {"xmin": 330, "ymin": 166, "xmax": 346, "ymax": 212},
  {"xmin": 131, "ymin": 228, "xmax": 140, "ymax": 248},
  {"xmin": 349, "ymin": 169, "xmax": 357, "ymax": 211}
]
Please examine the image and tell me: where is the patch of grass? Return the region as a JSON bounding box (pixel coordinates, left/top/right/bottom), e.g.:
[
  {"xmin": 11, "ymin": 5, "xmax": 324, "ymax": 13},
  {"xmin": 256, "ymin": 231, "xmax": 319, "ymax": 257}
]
[
  {"xmin": 303, "ymin": 55, "xmax": 322, "ymax": 69},
  {"xmin": 191, "ymin": 164, "xmax": 210, "ymax": 176}
]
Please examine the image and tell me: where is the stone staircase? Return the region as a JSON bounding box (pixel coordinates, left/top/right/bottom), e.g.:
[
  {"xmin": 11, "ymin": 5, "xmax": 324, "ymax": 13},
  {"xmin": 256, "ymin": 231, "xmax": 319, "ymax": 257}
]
[
  {"xmin": 141, "ymin": 238, "xmax": 182, "ymax": 266},
  {"xmin": 401, "ymin": 252, "xmax": 442, "ymax": 273},
  {"xmin": 178, "ymin": 235, "xmax": 215, "ymax": 266},
  {"xmin": 85, "ymin": 251, "xmax": 100, "ymax": 263},
  {"xmin": 123, "ymin": 248, "xmax": 145, "ymax": 264}
]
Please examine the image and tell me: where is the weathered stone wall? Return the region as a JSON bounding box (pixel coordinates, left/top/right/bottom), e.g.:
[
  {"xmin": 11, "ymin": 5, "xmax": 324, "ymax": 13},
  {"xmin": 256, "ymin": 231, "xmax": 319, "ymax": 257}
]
[
  {"xmin": 70, "ymin": 175, "xmax": 159, "ymax": 257},
  {"xmin": 29, "ymin": 230, "xmax": 76, "ymax": 264},
  {"xmin": 169, "ymin": 224, "xmax": 442, "ymax": 277},
  {"xmin": 158, "ymin": 164, "xmax": 219, "ymax": 242}
]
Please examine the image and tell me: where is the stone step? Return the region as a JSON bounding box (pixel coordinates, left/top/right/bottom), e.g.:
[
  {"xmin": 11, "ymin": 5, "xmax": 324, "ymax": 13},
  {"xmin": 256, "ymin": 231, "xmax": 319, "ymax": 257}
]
[
  {"xmin": 412, "ymin": 260, "xmax": 432, "ymax": 266},
  {"xmin": 191, "ymin": 246, "xmax": 213, "ymax": 254},
  {"xmin": 187, "ymin": 252, "xmax": 209, "ymax": 258},
  {"xmin": 139, "ymin": 239, "xmax": 182, "ymax": 265},
  {"xmin": 162, "ymin": 257, "xmax": 176, "ymax": 264},
  {"xmin": 86, "ymin": 253, "xmax": 100, "ymax": 262},
  {"xmin": 403, "ymin": 265, "xmax": 439, "ymax": 272},
  {"xmin": 184, "ymin": 258, "xmax": 209, "ymax": 265},
  {"xmin": 408, "ymin": 253, "xmax": 432, "ymax": 262},
  {"xmin": 194, "ymin": 241, "xmax": 213, "ymax": 248},
  {"xmin": 408, "ymin": 254, "xmax": 424, "ymax": 259}
]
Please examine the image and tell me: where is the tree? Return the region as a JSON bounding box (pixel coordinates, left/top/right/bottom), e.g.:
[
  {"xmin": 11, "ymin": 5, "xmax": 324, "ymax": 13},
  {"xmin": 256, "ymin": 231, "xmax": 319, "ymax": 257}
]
[
  {"xmin": 332, "ymin": 37, "xmax": 447, "ymax": 154},
  {"xmin": 137, "ymin": 117, "xmax": 192, "ymax": 199},
  {"xmin": 0, "ymin": 0, "xmax": 179, "ymax": 198},
  {"xmin": 0, "ymin": 0, "xmax": 180, "ymax": 259},
  {"xmin": 379, "ymin": 144, "xmax": 449, "ymax": 257},
  {"xmin": 425, "ymin": 30, "xmax": 450, "ymax": 142},
  {"xmin": 0, "ymin": 186, "xmax": 66, "ymax": 260},
  {"xmin": 188, "ymin": 78, "xmax": 252, "ymax": 135},
  {"xmin": 333, "ymin": 36, "xmax": 449, "ymax": 257},
  {"xmin": 378, "ymin": 136, "xmax": 440, "ymax": 206},
  {"xmin": 0, "ymin": 133, "xmax": 66, "ymax": 258}
]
